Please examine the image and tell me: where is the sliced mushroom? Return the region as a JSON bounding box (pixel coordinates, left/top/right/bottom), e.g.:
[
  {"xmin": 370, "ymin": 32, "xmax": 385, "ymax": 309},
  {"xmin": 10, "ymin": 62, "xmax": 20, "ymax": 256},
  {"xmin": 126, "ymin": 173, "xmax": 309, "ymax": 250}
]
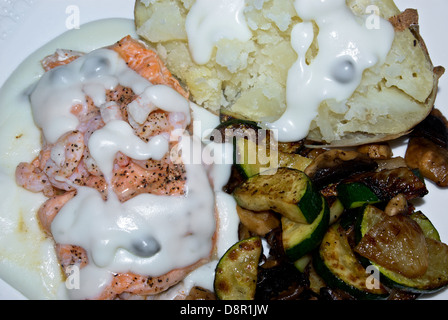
[
  {"xmin": 343, "ymin": 167, "xmax": 428, "ymax": 201},
  {"xmin": 384, "ymin": 193, "xmax": 409, "ymax": 217},
  {"xmin": 411, "ymin": 108, "xmax": 448, "ymax": 149},
  {"xmin": 236, "ymin": 205, "xmax": 280, "ymax": 237},
  {"xmin": 405, "ymin": 136, "xmax": 448, "ymax": 187},
  {"xmin": 375, "ymin": 156, "xmax": 407, "ymax": 172},
  {"xmin": 304, "ymin": 149, "xmax": 378, "ymax": 189},
  {"xmin": 255, "ymin": 262, "xmax": 310, "ymax": 300},
  {"xmin": 319, "ymin": 287, "xmax": 356, "ymax": 300},
  {"xmin": 357, "ymin": 143, "xmax": 393, "ymax": 160}
]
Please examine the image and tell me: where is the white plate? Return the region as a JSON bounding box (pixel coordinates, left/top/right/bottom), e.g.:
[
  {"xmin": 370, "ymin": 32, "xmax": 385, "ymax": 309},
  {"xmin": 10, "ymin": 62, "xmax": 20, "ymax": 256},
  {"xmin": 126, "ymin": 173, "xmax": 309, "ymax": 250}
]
[{"xmin": 0, "ymin": 0, "xmax": 447, "ymax": 300}]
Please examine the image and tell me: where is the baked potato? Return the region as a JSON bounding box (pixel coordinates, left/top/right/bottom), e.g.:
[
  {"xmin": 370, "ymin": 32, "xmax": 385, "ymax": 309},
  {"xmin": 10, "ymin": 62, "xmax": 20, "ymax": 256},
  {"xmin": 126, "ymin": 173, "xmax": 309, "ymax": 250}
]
[{"xmin": 134, "ymin": 0, "xmax": 443, "ymax": 146}]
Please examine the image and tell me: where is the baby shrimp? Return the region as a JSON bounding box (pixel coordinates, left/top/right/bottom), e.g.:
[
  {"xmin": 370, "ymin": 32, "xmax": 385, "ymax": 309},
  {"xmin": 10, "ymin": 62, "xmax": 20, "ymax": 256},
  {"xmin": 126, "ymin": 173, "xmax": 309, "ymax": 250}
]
[
  {"xmin": 133, "ymin": 110, "xmax": 189, "ymax": 143},
  {"xmin": 48, "ymin": 130, "xmax": 85, "ymax": 178},
  {"xmin": 21, "ymin": 36, "xmax": 204, "ymax": 300},
  {"xmin": 82, "ymin": 150, "xmax": 101, "ymax": 177},
  {"xmin": 38, "ymin": 131, "xmax": 85, "ymax": 192},
  {"xmin": 75, "ymin": 115, "xmax": 105, "ymax": 177},
  {"xmin": 95, "ymin": 259, "xmax": 207, "ymax": 300},
  {"xmin": 135, "ymin": 110, "xmax": 170, "ymax": 142},
  {"xmin": 56, "ymin": 244, "xmax": 89, "ymax": 273},
  {"xmin": 105, "ymin": 85, "xmax": 136, "ymax": 120},
  {"xmin": 37, "ymin": 191, "xmax": 76, "ymax": 235},
  {"xmin": 126, "ymin": 95, "xmax": 158, "ymax": 128},
  {"xmin": 100, "ymin": 101, "xmax": 123, "ymax": 124},
  {"xmin": 112, "ymin": 153, "xmax": 186, "ymax": 202},
  {"xmin": 109, "ymin": 36, "xmax": 189, "ymax": 99},
  {"xmin": 41, "ymin": 49, "xmax": 84, "ymax": 71},
  {"xmin": 15, "ymin": 162, "xmax": 55, "ymax": 197}
]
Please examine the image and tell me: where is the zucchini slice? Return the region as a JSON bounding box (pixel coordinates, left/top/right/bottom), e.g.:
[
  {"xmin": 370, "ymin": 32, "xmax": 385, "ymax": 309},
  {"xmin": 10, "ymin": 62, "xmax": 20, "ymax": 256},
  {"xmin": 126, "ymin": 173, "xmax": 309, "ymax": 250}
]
[
  {"xmin": 337, "ymin": 167, "xmax": 428, "ymax": 210},
  {"xmin": 357, "ymin": 205, "xmax": 448, "ymax": 294},
  {"xmin": 410, "ymin": 211, "xmax": 441, "ymax": 241},
  {"xmin": 282, "ymin": 196, "xmax": 330, "ymax": 261},
  {"xmin": 337, "ymin": 182, "xmax": 380, "ymax": 209},
  {"xmin": 313, "ymin": 223, "xmax": 389, "ymax": 299},
  {"xmin": 214, "ymin": 237, "xmax": 262, "ymax": 300},
  {"xmin": 378, "ymin": 239, "xmax": 448, "ymax": 294},
  {"xmin": 356, "ymin": 205, "xmax": 385, "ymax": 240},
  {"xmin": 233, "ymin": 167, "xmax": 322, "ymax": 224},
  {"xmin": 294, "ymin": 254, "xmax": 312, "ymax": 273},
  {"xmin": 328, "ymin": 197, "xmax": 345, "ymax": 224},
  {"xmin": 359, "ymin": 206, "xmax": 441, "ymax": 242},
  {"xmin": 234, "ymin": 137, "xmax": 312, "ymax": 178}
]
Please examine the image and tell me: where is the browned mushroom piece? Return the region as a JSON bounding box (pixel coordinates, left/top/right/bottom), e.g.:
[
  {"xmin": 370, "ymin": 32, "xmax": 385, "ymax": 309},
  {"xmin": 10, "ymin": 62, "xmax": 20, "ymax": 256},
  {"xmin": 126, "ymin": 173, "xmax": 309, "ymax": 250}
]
[
  {"xmin": 411, "ymin": 108, "xmax": 448, "ymax": 148},
  {"xmin": 356, "ymin": 143, "xmax": 393, "ymax": 160},
  {"xmin": 236, "ymin": 205, "xmax": 280, "ymax": 237},
  {"xmin": 343, "ymin": 166, "xmax": 428, "ymax": 201},
  {"xmin": 319, "ymin": 287, "xmax": 356, "ymax": 300},
  {"xmin": 375, "ymin": 156, "xmax": 408, "ymax": 172},
  {"xmin": 255, "ymin": 261, "xmax": 310, "ymax": 300},
  {"xmin": 304, "ymin": 149, "xmax": 378, "ymax": 189},
  {"xmin": 384, "ymin": 193, "xmax": 409, "ymax": 216},
  {"xmin": 405, "ymin": 136, "xmax": 448, "ymax": 187},
  {"xmin": 405, "ymin": 108, "xmax": 448, "ymax": 187}
]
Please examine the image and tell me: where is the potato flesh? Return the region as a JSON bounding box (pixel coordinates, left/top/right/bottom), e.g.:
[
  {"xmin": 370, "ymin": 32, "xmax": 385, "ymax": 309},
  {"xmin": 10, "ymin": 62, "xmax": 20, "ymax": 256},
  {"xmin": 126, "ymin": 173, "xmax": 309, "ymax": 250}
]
[{"xmin": 135, "ymin": 0, "xmax": 437, "ymax": 145}]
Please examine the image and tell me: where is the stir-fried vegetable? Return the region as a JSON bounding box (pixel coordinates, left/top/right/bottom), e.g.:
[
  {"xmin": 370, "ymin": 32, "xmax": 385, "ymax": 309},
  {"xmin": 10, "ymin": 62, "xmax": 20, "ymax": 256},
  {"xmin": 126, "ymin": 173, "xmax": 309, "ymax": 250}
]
[
  {"xmin": 212, "ymin": 117, "xmax": 448, "ymax": 301},
  {"xmin": 233, "ymin": 167, "xmax": 323, "ymax": 224},
  {"xmin": 356, "ymin": 205, "xmax": 448, "ymax": 293},
  {"xmin": 214, "ymin": 237, "xmax": 262, "ymax": 300}
]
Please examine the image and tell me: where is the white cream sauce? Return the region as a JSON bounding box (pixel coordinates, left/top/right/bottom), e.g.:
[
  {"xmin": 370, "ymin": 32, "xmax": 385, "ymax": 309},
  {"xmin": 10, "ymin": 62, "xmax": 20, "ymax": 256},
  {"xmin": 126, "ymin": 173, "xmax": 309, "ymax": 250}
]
[
  {"xmin": 30, "ymin": 48, "xmax": 150, "ymax": 144},
  {"xmin": 0, "ymin": 18, "xmax": 139, "ymax": 300},
  {"xmin": 184, "ymin": 0, "xmax": 394, "ymax": 142},
  {"xmin": 185, "ymin": 0, "xmax": 252, "ymax": 65},
  {"xmin": 88, "ymin": 119, "xmax": 170, "ymax": 182},
  {"xmin": 269, "ymin": 0, "xmax": 395, "ymax": 142},
  {"xmin": 31, "ymin": 47, "xmax": 230, "ymax": 299},
  {"xmin": 52, "ymin": 136, "xmax": 218, "ymax": 299},
  {"xmin": 0, "ymin": 18, "xmax": 240, "ymax": 300}
]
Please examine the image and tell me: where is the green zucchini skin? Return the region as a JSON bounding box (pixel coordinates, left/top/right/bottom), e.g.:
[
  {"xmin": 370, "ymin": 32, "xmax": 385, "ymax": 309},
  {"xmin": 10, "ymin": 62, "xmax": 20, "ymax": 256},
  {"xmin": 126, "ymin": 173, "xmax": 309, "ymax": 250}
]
[
  {"xmin": 212, "ymin": 119, "xmax": 261, "ymax": 146},
  {"xmin": 337, "ymin": 182, "xmax": 380, "ymax": 209},
  {"xmin": 233, "ymin": 137, "xmax": 312, "ymax": 179},
  {"xmin": 373, "ymin": 242, "xmax": 448, "ymax": 295},
  {"xmin": 356, "ymin": 205, "xmax": 448, "ymax": 294},
  {"xmin": 313, "ymin": 223, "xmax": 389, "ymax": 300},
  {"xmin": 410, "ymin": 211, "xmax": 441, "ymax": 241},
  {"xmin": 233, "ymin": 167, "xmax": 323, "ymax": 224},
  {"xmin": 312, "ymin": 251, "xmax": 388, "ymax": 300},
  {"xmin": 282, "ymin": 197, "xmax": 330, "ymax": 261},
  {"xmin": 214, "ymin": 237, "xmax": 262, "ymax": 300},
  {"xmin": 297, "ymin": 181, "xmax": 323, "ymax": 223},
  {"xmin": 214, "ymin": 118, "xmax": 261, "ymax": 134}
]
